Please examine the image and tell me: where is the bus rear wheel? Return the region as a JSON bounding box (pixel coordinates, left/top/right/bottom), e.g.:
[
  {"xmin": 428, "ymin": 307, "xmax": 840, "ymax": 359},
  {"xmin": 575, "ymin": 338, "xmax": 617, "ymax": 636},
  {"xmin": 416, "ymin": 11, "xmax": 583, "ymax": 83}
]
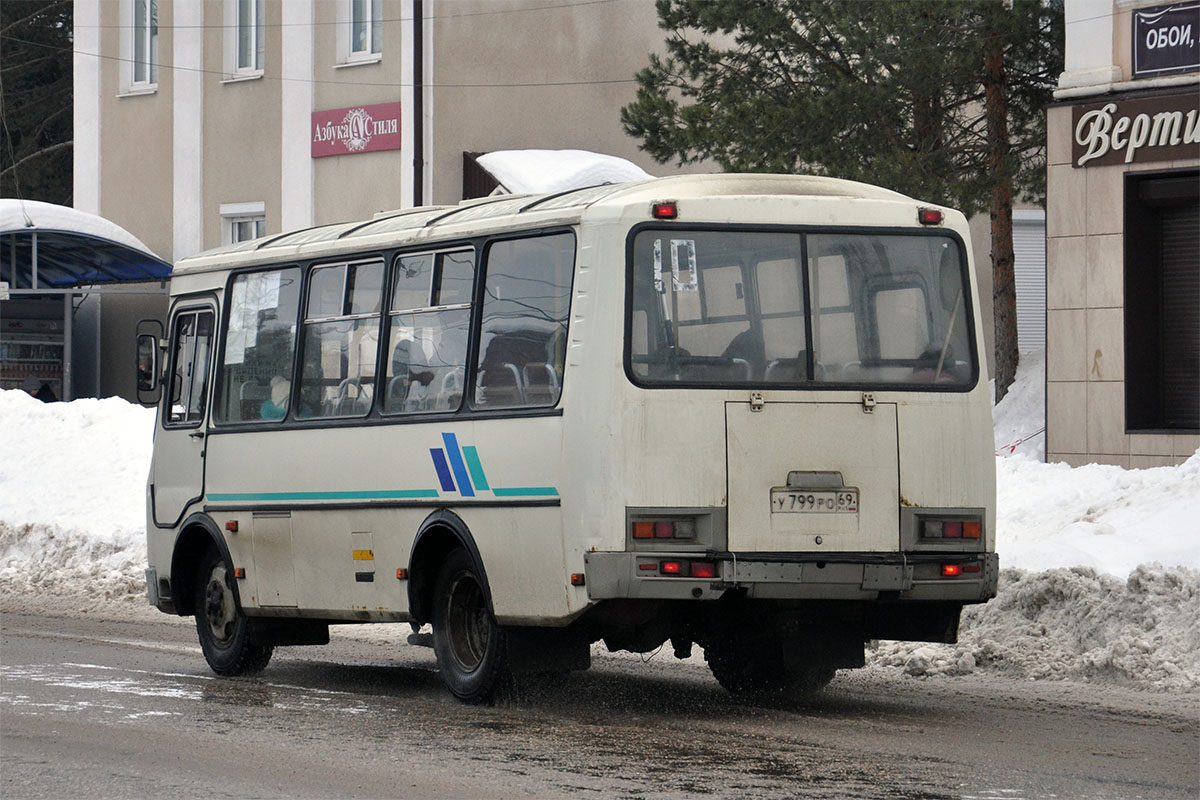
[
  {"xmin": 194, "ymin": 549, "xmax": 273, "ymax": 676},
  {"xmin": 431, "ymin": 549, "xmax": 509, "ymax": 703},
  {"xmin": 705, "ymin": 634, "xmax": 835, "ymax": 699}
]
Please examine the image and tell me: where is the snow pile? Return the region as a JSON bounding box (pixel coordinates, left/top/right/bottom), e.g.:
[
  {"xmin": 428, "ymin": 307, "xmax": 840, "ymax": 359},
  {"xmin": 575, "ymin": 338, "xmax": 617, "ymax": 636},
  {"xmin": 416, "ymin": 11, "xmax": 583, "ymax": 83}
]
[
  {"xmin": 873, "ymin": 565, "xmax": 1200, "ymax": 690},
  {"xmin": 477, "ymin": 150, "xmax": 652, "ymax": 195},
  {"xmin": 992, "ymin": 348, "xmax": 1045, "ymax": 459},
  {"xmin": 0, "ymin": 389, "xmax": 153, "ymax": 604},
  {"xmin": 997, "ymin": 453, "xmax": 1200, "ymax": 575}
]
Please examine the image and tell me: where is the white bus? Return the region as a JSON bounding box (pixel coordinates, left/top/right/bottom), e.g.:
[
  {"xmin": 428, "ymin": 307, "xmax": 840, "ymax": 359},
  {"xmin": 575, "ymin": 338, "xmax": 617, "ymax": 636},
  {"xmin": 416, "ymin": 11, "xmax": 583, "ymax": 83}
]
[{"xmin": 138, "ymin": 174, "xmax": 997, "ymax": 703}]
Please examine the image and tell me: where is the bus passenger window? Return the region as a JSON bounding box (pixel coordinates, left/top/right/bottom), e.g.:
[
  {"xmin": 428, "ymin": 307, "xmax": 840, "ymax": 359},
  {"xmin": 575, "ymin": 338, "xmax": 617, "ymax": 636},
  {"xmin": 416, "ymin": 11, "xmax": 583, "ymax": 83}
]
[
  {"xmin": 383, "ymin": 250, "xmax": 475, "ymax": 415},
  {"xmin": 215, "ymin": 267, "xmax": 301, "ymax": 423},
  {"xmin": 297, "ymin": 260, "xmax": 384, "ymax": 419},
  {"xmin": 474, "ymin": 233, "xmax": 574, "ymax": 410}
]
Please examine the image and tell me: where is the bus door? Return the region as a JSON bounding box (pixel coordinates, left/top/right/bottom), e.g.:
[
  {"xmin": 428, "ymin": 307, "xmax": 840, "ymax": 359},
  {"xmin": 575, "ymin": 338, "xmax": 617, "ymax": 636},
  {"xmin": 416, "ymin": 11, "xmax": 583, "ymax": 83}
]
[{"xmin": 152, "ymin": 302, "xmax": 216, "ymax": 528}]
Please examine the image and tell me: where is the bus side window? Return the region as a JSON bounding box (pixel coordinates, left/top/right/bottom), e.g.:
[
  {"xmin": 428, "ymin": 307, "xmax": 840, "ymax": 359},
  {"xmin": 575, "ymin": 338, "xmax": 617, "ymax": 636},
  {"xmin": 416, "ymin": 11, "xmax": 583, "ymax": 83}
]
[
  {"xmin": 474, "ymin": 233, "xmax": 574, "ymax": 410},
  {"xmin": 215, "ymin": 267, "xmax": 302, "ymax": 423},
  {"xmin": 297, "ymin": 260, "xmax": 384, "ymax": 419},
  {"xmin": 383, "ymin": 250, "xmax": 475, "ymax": 415}
]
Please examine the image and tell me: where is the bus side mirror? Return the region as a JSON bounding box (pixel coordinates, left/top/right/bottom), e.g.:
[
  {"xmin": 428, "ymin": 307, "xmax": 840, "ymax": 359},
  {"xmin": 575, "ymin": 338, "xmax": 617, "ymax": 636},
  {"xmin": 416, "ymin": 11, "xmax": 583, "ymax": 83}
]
[{"xmin": 136, "ymin": 319, "xmax": 165, "ymax": 407}]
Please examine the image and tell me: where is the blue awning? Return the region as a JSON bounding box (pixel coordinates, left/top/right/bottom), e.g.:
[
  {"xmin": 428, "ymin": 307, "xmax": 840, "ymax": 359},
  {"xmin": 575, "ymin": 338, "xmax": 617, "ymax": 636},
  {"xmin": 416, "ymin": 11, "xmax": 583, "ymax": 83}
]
[{"xmin": 0, "ymin": 200, "xmax": 172, "ymax": 290}]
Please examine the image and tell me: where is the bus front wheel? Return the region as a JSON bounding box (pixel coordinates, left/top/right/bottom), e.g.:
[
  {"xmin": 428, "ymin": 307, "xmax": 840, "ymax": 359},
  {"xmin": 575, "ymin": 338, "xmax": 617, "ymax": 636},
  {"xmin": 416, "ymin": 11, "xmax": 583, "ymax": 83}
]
[
  {"xmin": 194, "ymin": 549, "xmax": 273, "ymax": 676},
  {"xmin": 431, "ymin": 549, "xmax": 510, "ymax": 703}
]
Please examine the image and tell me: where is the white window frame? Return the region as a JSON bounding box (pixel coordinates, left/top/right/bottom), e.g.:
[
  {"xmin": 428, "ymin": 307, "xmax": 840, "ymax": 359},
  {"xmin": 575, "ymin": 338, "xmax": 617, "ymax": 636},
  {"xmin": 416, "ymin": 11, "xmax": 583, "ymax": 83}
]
[
  {"xmin": 224, "ymin": 0, "xmax": 265, "ymax": 80},
  {"xmin": 336, "ymin": 0, "xmax": 383, "ymax": 66},
  {"xmin": 119, "ymin": 0, "xmax": 158, "ymax": 94},
  {"xmin": 221, "ymin": 202, "xmax": 267, "ymax": 245}
]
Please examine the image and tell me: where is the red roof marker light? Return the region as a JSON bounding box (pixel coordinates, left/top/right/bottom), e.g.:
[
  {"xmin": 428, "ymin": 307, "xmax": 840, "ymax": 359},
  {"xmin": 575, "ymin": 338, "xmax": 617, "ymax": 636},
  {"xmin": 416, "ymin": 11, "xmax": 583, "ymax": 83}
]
[{"xmin": 651, "ymin": 201, "xmax": 678, "ymax": 220}]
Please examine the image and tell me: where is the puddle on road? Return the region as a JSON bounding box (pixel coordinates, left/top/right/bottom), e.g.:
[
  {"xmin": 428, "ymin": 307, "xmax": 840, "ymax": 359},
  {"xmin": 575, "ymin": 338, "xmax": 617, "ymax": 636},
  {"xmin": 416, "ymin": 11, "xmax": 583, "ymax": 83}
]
[{"xmin": 0, "ymin": 661, "xmax": 377, "ymax": 722}]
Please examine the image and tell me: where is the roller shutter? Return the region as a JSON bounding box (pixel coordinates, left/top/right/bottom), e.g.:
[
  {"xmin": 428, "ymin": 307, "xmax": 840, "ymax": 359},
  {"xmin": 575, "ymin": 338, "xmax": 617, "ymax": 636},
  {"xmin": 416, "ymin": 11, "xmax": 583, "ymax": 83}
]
[{"xmin": 1013, "ymin": 216, "xmax": 1046, "ymax": 353}]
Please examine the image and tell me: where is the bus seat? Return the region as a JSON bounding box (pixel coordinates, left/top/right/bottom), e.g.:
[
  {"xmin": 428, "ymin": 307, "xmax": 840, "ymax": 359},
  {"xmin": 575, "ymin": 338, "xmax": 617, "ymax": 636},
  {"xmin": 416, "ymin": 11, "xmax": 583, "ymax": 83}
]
[
  {"xmin": 522, "ymin": 363, "xmax": 560, "ymax": 405},
  {"xmin": 386, "ymin": 375, "xmax": 408, "ymax": 409},
  {"xmin": 477, "ymin": 363, "xmax": 524, "ymax": 406},
  {"xmin": 765, "ymin": 357, "xmax": 805, "ymax": 383},
  {"xmin": 434, "ymin": 367, "xmax": 465, "ymax": 411},
  {"xmin": 239, "ymin": 380, "xmax": 270, "ymax": 420}
]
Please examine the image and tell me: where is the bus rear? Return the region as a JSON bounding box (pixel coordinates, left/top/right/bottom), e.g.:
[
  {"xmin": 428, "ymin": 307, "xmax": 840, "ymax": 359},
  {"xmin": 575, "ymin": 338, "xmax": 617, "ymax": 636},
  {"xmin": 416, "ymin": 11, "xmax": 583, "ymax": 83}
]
[{"xmin": 580, "ymin": 178, "xmax": 997, "ymax": 695}]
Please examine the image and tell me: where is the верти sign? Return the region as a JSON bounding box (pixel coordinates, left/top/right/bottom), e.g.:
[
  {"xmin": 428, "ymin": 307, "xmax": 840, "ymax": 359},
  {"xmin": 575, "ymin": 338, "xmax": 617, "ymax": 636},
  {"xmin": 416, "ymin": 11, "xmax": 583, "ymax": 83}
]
[{"xmin": 1072, "ymin": 92, "xmax": 1200, "ymax": 167}]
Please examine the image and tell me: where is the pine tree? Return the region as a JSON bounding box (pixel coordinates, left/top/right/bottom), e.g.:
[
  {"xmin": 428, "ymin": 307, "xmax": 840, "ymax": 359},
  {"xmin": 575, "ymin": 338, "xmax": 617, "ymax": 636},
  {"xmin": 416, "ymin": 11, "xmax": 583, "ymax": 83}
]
[
  {"xmin": 622, "ymin": 0, "xmax": 1063, "ymax": 400},
  {"xmin": 1, "ymin": 0, "xmax": 74, "ymax": 205}
]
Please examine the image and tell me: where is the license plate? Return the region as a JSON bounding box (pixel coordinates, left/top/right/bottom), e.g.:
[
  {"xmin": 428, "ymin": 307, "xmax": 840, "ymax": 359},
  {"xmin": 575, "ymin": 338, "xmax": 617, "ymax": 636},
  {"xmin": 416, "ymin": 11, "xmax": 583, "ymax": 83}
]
[{"xmin": 771, "ymin": 489, "xmax": 859, "ymax": 513}]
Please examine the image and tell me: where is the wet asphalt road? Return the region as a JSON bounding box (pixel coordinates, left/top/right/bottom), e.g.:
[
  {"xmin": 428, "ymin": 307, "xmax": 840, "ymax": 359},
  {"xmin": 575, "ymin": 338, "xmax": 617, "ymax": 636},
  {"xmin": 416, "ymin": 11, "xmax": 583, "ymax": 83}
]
[{"xmin": 1, "ymin": 610, "xmax": 1197, "ymax": 800}]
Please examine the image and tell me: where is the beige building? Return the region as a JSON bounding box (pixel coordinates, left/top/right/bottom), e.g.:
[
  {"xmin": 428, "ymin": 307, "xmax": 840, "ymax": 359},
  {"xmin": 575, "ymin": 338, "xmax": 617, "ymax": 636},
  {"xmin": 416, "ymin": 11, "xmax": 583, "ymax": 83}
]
[
  {"xmin": 71, "ymin": 0, "xmax": 708, "ymax": 398},
  {"xmin": 1046, "ymin": 0, "xmax": 1199, "ymax": 466},
  {"xmin": 73, "ymin": 0, "xmax": 693, "ymax": 258}
]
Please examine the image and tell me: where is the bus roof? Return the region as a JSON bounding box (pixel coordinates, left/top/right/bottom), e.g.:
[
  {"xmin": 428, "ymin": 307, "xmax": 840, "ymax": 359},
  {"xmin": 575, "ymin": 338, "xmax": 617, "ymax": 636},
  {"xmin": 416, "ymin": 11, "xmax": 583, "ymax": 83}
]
[{"xmin": 171, "ymin": 173, "xmax": 918, "ymax": 276}]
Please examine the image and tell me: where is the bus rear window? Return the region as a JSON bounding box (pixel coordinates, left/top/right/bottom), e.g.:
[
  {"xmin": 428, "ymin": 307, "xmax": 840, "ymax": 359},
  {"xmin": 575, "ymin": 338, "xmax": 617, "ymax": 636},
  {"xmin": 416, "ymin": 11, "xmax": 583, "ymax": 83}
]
[{"xmin": 627, "ymin": 229, "xmax": 975, "ymax": 389}]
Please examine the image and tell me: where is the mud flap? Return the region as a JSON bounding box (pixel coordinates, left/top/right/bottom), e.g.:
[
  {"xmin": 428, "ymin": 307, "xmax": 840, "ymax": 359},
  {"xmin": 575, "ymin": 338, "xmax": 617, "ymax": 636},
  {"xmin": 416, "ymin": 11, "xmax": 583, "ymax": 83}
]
[
  {"xmin": 505, "ymin": 626, "xmax": 592, "ymax": 673},
  {"xmin": 866, "ymin": 602, "xmax": 962, "ymax": 644},
  {"xmin": 248, "ymin": 619, "xmax": 330, "ymax": 647},
  {"xmin": 781, "ymin": 630, "xmax": 865, "ymax": 669}
]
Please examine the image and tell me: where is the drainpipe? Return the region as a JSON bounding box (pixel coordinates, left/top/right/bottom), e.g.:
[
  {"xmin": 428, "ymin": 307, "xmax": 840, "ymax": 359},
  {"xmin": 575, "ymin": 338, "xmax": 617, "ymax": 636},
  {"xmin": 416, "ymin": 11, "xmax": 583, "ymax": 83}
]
[{"xmin": 412, "ymin": 0, "xmax": 424, "ymax": 207}]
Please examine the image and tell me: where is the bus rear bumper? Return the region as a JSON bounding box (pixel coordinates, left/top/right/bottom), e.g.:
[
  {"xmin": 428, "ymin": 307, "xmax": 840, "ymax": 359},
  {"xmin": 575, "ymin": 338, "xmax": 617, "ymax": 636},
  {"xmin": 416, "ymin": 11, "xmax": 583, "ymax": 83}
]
[{"xmin": 583, "ymin": 551, "xmax": 998, "ymax": 604}]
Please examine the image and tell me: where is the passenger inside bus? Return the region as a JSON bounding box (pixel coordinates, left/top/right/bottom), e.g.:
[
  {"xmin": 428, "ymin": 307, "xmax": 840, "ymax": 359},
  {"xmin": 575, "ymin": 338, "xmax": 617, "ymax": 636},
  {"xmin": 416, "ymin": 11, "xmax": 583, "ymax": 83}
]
[{"xmin": 259, "ymin": 376, "xmax": 289, "ymax": 419}]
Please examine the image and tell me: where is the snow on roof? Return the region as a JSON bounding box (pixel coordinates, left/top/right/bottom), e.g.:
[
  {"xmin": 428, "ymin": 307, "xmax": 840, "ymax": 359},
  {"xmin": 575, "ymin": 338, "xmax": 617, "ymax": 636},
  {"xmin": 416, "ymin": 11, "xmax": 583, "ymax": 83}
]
[
  {"xmin": 0, "ymin": 199, "xmax": 162, "ymax": 259},
  {"xmin": 477, "ymin": 149, "xmax": 653, "ymax": 195}
]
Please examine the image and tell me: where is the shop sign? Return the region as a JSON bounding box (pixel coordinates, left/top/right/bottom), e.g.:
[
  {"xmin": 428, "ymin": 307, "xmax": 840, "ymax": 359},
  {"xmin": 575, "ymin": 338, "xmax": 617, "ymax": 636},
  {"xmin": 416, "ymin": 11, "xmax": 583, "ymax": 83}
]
[
  {"xmin": 1133, "ymin": 2, "xmax": 1199, "ymax": 78},
  {"xmin": 1072, "ymin": 92, "xmax": 1200, "ymax": 167},
  {"xmin": 311, "ymin": 102, "xmax": 401, "ymax": 158}
]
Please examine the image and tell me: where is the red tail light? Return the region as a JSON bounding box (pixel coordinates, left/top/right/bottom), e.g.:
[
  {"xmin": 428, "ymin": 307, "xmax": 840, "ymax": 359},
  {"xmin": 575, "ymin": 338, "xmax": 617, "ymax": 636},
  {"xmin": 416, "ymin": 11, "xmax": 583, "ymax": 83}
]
[
  {"xmin": 943, "ymin": 521, "xmax": 963, "ymax": 539},
  {"xmin": 918, "ymin": 208, "xmax": 944, "ymax": 225},
  {"xmin": 689, "ymin": 561, "xmax": 716, "ymax": 579},
  {"xmin": 941, "ymin": 564, "xmax": 962, "ymax": 577},
  {"xmin": 660, "ymin": 560, "xmax": 684, "ymax": 575}
]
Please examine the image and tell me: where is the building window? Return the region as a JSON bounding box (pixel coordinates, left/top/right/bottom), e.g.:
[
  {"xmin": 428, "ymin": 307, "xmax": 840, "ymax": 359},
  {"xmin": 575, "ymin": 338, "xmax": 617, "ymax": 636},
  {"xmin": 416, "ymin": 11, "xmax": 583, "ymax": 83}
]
[
  {"xmin": 350, "ymin": 0, "xmax": 383, "ymax": 59},
  {"xmin": 220, "ymin": 202, "xmax": 266, "ymax": 244},
  {"xmin": 336, "ymin": 0, "xmax": 383, "ymax": 65},
  {"xmin": 132, "ymin": 0, "xmax": 158, "ymax": 86},
  {"xmin": 236, "ymin": 0, "xmax": 264, "ymax": 74},
  {"xmin": 1124, "ymin": 169, "xmax": 1199, "ymax": 433},
  {"xmin": 231, "ymin": 218, "xmax": 266, "ymax": 243}
]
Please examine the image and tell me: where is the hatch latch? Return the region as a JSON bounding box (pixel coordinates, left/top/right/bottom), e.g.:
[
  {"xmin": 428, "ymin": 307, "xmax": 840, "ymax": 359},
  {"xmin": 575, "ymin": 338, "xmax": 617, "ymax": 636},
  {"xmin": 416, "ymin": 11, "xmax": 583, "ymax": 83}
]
[
  {"xmin": 861, "ymin": 392, "xmax": 876, "ymax": 414},
  {"xmin": 749, "ymin": 392, "xmax": 765, "ymax": 412}
]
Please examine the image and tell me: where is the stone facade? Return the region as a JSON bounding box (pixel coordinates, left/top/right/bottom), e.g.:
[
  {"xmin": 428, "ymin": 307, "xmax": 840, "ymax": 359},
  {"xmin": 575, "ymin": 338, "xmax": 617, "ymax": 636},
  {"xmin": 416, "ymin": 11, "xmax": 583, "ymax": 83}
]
[{"xmin": 1045, "ymin": 0, "xmax": 1199, "ymax": 466}]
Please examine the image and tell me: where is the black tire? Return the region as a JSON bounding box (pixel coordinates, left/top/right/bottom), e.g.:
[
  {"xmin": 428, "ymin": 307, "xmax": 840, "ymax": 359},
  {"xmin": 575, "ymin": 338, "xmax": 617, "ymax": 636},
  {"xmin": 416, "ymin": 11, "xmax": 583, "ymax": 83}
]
[
  {"xmin": 194, "ymin": 548, "xmax": 273, "ymax": 676},
  {"xmin": 705, "ymin": 634, "xmax": 835, "ymax": 699},
  {"xmin": 431, "ymin": 549, "xmax": 509, "ymax": 703}
]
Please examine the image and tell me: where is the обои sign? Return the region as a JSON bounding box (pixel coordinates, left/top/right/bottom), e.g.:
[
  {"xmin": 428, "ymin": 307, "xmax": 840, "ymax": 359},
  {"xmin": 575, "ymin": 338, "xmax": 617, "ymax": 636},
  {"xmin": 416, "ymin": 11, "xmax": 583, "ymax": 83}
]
[
  {"xmin": 1072, "ymin": 93, "xmax": 1200, "ymax": 167},
  {"xmin": 1133, "ymin": 2, "xmax": 1199, "ymax": 78},
  {"xmin": 311, "ymin": 103, "xmax": 401, "ymax": 158}
]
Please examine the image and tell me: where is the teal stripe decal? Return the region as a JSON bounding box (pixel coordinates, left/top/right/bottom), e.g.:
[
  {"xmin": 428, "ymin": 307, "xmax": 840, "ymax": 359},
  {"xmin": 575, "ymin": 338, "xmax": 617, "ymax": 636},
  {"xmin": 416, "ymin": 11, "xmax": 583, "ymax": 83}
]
[
  {"xmin": 462, "ymin": 446, "xmax": 490, "ymax": 491},
  {"xmin": 207, "ymin": 489, "xmax": 441, "ymax": 502},
  {"xmin": 492, "ymin": 487, "xmax": 560, "ymax": 497}
]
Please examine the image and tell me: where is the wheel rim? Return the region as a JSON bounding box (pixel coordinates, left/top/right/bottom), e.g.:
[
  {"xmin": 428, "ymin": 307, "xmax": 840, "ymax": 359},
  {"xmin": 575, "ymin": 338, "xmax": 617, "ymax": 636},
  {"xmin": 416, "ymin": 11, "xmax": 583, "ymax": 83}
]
[
  {"xmin": 445, "ymin": 572, "xmax": 490, "ymax": 673},
  {"xmin": 203, "ymin": 563, "xmax": 237, "ymax": 648}
]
